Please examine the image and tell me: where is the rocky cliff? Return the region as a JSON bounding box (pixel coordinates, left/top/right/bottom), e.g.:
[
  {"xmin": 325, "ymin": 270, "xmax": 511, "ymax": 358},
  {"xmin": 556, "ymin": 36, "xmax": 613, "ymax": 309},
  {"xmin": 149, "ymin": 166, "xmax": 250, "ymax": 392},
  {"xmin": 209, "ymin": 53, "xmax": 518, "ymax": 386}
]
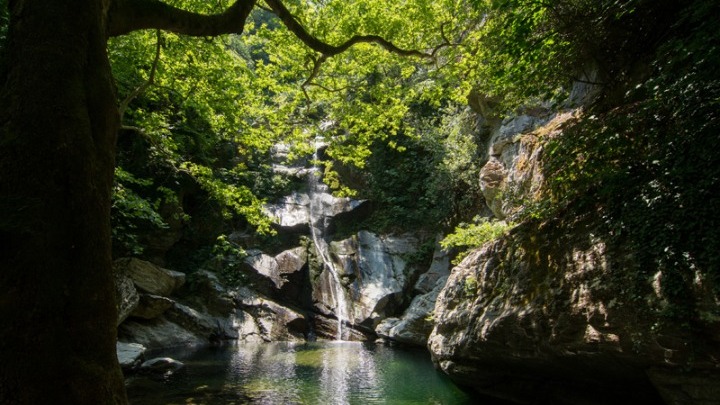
[
  {"xmin": 114, "ymin": 143, "xmax": 450, "ymax": 362},
  {"xmin": 427, "ymin": 106, "xmax": 720, "ymax": 404}
]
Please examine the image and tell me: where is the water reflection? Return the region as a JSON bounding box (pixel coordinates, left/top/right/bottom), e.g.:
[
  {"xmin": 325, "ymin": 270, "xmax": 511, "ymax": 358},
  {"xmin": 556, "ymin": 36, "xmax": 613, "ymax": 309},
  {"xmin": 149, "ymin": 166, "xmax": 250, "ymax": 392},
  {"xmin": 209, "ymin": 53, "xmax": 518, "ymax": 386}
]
[{"xmin": 126, "ymin": 342, "xmax": 471, "ymax": 405}]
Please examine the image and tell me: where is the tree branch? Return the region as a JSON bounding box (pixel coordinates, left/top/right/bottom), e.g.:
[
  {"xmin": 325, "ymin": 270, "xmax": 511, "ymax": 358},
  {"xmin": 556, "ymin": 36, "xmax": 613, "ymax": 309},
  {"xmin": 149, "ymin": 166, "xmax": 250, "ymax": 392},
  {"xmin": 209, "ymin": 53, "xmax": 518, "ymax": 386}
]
[
  {"xmin": 263, "ymin": 0, "xmax": 435, "ymax": 59},
  {"xmin": 118, "ymin": 30, "xmax": 162, "ymax": 122},
  {"xmin": 108, "ymin": 0, "xmax": 257, "ymax": 37}
]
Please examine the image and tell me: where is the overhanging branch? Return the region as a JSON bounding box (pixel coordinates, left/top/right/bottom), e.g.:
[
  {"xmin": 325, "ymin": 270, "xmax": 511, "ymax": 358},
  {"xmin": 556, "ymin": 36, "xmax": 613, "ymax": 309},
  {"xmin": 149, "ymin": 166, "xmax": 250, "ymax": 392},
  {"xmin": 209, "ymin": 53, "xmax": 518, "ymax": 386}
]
[
  {"xmin": 264, "ymin": 0, "xmax": 435, "ymax": 59},
  {"xmin": 108, "ymin": 0, "xmax": 257, "ymax": 37},
  {"xmin": 262, "ymin": 0, "xmax": 456, "ymax": 99}
]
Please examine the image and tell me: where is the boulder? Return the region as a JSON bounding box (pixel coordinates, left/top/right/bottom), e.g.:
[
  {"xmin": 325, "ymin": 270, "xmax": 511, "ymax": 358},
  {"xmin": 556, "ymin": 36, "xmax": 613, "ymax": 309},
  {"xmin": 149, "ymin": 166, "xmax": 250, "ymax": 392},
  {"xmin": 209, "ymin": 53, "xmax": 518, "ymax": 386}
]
[
  {"xmin": 232, "ymin": 286, "xmax": 308, "ymax": 342},
  {"xmin": 130, "ymin": 294, "xmax": 174, "ymax": 320},
  {"xmin": 414, "ymin": 239, "xmax": 451, "ymax": 294},
  {"xmin": 139, "ymin": 357, "xmax": 184, "ymax": 376},
  {"xmin": 428, "ymin": 221, "xmax": 719, "ymax": 405},
  {"xmin": 116, "ymin": 342, "xmax": 146, "ymax": 371},
  {"xmin": 165, "ymin": 301, "xmax": 236, "ymax": 340},
  {"xmin": 118, "ymin": 316, "xmax": 201, "ymax": 349},
  {"xmin": 115, "ymin": 257, "xmax": 185, "ymax": 296},
  {"xmin": 376, "ymin": 276, "xmax": 447, "ymax": 346},
  {"xmin": 186, "ymin": 270, "xmax": 235, "ymax": 315},
  {"xmin": 242, "ymin": 247, "xmax": 307, "ymax": 295},
  {"xmin": 114, "ymin": 268, "xmax": 139, "ymax": 326}
]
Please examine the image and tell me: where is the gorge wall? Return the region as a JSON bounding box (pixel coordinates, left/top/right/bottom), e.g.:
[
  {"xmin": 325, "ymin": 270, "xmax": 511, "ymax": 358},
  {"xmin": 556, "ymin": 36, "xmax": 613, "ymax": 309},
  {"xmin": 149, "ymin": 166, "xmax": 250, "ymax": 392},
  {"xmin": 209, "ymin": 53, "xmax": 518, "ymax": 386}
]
[
  {"xmin": 426, "ymin": 101, "xmax": 720, "ymax": 404},
  {"xmin": 112, "ymin": 81, "xmax": 719, "ymax": 405}
]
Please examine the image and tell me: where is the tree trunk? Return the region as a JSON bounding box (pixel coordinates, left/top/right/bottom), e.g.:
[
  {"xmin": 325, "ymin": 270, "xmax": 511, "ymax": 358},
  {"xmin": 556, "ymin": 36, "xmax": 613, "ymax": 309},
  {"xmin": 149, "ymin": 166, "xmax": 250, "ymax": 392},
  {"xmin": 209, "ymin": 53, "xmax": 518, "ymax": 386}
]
[{"xmin": 0, "ymin": 0, "xmax": 127, "ymax": 403}]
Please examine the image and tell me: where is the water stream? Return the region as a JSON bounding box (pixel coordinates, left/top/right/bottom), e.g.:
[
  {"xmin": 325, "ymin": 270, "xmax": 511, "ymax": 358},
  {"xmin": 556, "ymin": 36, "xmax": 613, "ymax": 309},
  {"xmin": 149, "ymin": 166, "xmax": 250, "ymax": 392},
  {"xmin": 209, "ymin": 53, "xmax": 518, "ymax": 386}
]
[
  {"xmin": 308, "ymin": 141, "xmax": 351, "ymax": 340},
  {"xmin": 126, "ymin": 342, "xmax": 473, "ymax": 404}
]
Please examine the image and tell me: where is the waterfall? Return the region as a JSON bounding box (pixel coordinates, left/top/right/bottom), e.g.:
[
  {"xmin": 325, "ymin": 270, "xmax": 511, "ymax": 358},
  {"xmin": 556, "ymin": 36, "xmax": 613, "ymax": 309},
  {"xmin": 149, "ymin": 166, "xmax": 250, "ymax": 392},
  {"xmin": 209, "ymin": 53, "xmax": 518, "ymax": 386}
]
[{"xmin": 308, "ymin": 140, "xmax": 351, "ymax": 340}]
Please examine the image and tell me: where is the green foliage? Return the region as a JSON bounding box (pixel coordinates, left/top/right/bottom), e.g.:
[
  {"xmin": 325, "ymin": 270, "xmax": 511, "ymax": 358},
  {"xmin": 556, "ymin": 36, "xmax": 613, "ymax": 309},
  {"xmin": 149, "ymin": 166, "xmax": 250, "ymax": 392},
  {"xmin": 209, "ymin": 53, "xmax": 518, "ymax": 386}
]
[
  {"xmin": 181, "ymin": 162, "xmax": 274, "ymax": 235},
  {"xmin": 111, "ymin": 167, "xmax": 169, "ymax": 255},
  {"xmin": 537, "ymin": 0, "xmax": 720, "ymax": 323},
  {"xmin": 457, "ymin": 0, "xmax": 574, "ymax": 109},
  {"xmin": 210, "ymin": 234, "xmax": 248, "ymax": 287},
  {"xmin": 441, "ymin": 217, "xmax": 514, "ymax": 264},
  {"xmin": 330, "ymin": 103, "xmax": 485, "ymax": 233},
  {"xmin": 463, "ymin": 275, "xmax": 478, "ymax": 298},
  {"xmin": 107, "ymin": 23, "xmax": 284, "ymax": 253},
  {"xmin": 401, "ymin": 238, "xmax": 437, "ymax": 271}
]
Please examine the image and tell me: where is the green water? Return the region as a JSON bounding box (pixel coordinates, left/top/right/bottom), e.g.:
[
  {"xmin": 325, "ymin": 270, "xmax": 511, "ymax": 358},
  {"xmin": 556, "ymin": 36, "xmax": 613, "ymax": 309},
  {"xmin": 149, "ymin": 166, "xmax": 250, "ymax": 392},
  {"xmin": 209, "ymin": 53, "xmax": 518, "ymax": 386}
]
[{"xmin": 126, "ymin": 341, "xmax": 473, "ymax": 405}]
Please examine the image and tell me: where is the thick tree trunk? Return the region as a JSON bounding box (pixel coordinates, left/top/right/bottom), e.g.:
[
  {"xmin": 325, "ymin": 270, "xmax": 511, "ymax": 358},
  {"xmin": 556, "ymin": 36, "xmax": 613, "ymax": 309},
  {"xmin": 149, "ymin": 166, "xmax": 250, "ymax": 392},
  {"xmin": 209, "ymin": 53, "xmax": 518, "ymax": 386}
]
[{"xmin": 0, "ymin": 0, "xmax": 127, "ymax": 404}]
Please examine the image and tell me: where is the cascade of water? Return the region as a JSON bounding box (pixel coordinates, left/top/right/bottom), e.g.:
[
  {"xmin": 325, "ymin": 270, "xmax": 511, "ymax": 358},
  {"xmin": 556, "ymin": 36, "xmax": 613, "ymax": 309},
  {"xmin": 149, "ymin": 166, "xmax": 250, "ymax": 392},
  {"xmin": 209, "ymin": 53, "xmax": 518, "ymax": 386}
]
[{"xmin": 308, "ymin": 140, "xmax": 350, "ymax": 340}]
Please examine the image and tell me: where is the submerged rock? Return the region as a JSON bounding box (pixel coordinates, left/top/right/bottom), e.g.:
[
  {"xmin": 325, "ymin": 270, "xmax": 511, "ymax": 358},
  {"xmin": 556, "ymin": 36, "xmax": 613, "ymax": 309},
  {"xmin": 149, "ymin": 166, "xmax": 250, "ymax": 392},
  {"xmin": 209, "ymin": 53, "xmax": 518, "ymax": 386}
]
[{"xmin": 139, "ymin": 357, "xmax": 185, "ymax": 376}]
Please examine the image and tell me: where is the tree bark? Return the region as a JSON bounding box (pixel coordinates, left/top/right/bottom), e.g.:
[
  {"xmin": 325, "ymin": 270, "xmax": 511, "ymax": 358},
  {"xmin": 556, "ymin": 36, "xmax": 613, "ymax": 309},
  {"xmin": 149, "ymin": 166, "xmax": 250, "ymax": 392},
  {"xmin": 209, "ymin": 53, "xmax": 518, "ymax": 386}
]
[{"xmin": 0, "ymin": 0, "xmax": 127, "ymax": 403}]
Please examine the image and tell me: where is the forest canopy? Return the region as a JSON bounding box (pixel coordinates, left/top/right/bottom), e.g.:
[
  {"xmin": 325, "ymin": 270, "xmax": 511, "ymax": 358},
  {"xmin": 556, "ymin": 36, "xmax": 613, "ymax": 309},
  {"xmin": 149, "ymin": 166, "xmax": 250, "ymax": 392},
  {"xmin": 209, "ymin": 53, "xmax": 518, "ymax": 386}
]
[{"xmin": 105, "ymin": 0, "xmax": 589, "ymax": 255}]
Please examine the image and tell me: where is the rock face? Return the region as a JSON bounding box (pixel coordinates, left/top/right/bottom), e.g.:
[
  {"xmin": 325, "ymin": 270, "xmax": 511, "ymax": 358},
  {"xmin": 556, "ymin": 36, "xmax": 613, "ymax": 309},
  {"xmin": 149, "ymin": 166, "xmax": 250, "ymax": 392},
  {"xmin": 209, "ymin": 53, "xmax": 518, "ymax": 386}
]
[
  {"xmin": 264, "ymin": 191, "xmax": 364, "ymax": 229},
  {"xmin": 232, "ymin": 286, "xmax": 308, "ymax": 342},
  {"xmin": 479, "ymin": 111, "xmax": 574, "ymax": 219},
  {"xmin": 374, "ymin": 239, "xmax": 451, "ymax": 346},
  {"xmin": 376, "ymin": 277, "xmax": 447, "ymax": 346},
  {"xmin": 241, "ymin": 247, "xmax": 307, "ymax": 300},
  {"xmin": 114, "ymin": 267, "xmax": 139, "ymax": 326},
  {"xmin": 113, "ymin": 142, "xmax": 446, "ymax": 349},
  {"xmin": 317, "ymin": 231, "xmax": 427, "ymax": 332},
  {"xmin": 116, "ymin": 257, "xmax": 184, "ymax": 296},
  {"xmin": 428, "ymin": 221, "xmax": 719, "ymax": 404},
  {"xmin": 429, "ymin": 109, "xmax": 720, "ymax": 404}
]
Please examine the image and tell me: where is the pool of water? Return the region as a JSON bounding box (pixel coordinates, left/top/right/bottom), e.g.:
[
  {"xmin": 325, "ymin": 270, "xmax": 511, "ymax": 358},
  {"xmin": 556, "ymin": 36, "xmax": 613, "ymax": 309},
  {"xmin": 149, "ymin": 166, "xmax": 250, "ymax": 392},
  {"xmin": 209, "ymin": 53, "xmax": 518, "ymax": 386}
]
[{"xmin": 126, "ymin": 341, "xmax": 473, "ymax": 405}]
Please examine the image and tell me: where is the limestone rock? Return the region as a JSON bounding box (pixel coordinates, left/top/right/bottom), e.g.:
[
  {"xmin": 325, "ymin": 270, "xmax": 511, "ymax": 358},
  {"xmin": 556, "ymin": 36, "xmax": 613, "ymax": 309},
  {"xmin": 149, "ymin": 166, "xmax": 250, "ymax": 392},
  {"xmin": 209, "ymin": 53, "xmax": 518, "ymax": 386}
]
[
  {"xmin": 115, "ymin": 257, "xmax": 184, "ymax": 296},
  {"xmin": 312, "ymin": 231, "xmax": 426, "ymax": 330},
  {"xmin": 264, "ymin": 191, "xmax": 364, "ymax": 229},
  {"xmin": 351, "ymin": 231, "xmax": 423, "ymax": 326},
  {"xmin": 114, "ymin": 268, "xmax": 139, "ymax": 326},
  {"xmin": 428, "ymin": 221, "xmax": 719, "ymax": 404},
  {"xmin": 130, "ymin": 294, "xmax": 174, "ymax": 320},
  {"xmin": 232, "ymin": 287, "xmax": 308, "ymax": 342},
  {"xmin": 480, "ymin": 111, "xmax": 576, "ymax": 219},
  {"xmin": 116, "ymin": 342, "xmax": 146, "ymax": 371},
  {"xmin": 139, "ymin": 357, "xmax": 184, "ymax": 375},
  {"xmin": 377, "ymin": 276, "xmax": 447, "ymax": 347},
  {"xmin": 479, "ymin": 158, "xmax": 508, "ymax": 219},
  {"xmin": 118, "ymin": 316, "xmax": 201, "ymax": 349},
  {"xmin": 414, "ymin": 241, "xmax": 450, "ymax": 294},
  {"xmin": 242, "ymin": 247, "xmax": 307, "ymax": 294}
]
